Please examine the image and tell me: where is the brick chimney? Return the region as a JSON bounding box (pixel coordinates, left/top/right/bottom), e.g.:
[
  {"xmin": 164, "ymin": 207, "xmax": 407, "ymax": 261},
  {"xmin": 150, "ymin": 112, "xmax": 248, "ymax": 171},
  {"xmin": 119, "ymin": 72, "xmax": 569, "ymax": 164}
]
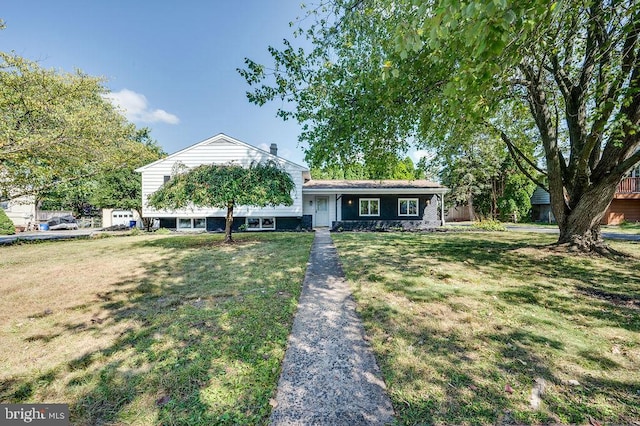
[{"xmin": 270, "ymin": 143, "xmax": 278, "ymax": 156}]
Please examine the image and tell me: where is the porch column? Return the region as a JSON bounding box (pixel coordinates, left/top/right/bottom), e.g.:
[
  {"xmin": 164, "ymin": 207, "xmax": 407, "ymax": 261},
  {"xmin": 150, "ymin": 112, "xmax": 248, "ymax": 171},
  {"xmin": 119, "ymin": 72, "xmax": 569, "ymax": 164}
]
[{"xmin": 440, "ymin": 193, "xmax": 445, "ymax": 226}]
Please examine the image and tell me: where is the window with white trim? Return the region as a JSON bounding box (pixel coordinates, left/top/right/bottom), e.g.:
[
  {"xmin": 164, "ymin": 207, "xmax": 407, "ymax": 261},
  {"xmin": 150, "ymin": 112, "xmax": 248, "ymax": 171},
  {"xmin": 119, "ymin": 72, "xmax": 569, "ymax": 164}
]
[
  {"xmin": 359, "ymin": 198, "xmax": 380, "ymax": 216},
  {"xmin": 245, "ymin": 217, "xmax": 276, "ymax": 230},
  {"xmin": 177, "ymin": 218, "xmax": 206, "ymax": 229},
  {"xmin": 398, "ymin": 198, "xmax": 419, "ymax": 216}
]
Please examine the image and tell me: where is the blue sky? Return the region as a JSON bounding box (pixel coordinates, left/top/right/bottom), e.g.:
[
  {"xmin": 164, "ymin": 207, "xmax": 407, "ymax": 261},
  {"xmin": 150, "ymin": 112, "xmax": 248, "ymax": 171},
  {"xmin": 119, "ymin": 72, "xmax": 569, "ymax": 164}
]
[{"xmin": 0, "ymin": 1, "xmax": 312, "ymax": 165}]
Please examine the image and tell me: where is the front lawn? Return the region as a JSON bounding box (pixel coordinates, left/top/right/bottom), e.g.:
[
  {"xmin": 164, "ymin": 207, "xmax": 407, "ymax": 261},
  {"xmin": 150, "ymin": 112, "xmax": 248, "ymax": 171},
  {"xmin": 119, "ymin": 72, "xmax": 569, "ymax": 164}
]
[
  {"xmin": 333, "ymin": 232, "xmax": 640, "ymax": 425},
  {"xmin": 0, "ymin": 232, "xmax": 314, "ymax": 425}
]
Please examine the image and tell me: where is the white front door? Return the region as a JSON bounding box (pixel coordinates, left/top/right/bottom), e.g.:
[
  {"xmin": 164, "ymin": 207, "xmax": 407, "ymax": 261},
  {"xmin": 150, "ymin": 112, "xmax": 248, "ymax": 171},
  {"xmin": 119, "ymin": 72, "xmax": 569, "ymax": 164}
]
[{"xmin": 315, "ymin": 196, "xmax": 330, "ymax": 227}]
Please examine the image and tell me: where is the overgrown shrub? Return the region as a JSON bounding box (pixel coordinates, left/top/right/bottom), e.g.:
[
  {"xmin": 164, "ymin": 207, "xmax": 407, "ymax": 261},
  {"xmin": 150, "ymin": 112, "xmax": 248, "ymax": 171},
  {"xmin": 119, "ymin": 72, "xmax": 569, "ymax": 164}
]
[
  {"xmin": 0, "ymin": 209, "xmax": 16, "ymax": 235},
  {"xmin": 471, "ymin": 219, "xmax": 507, "ymax": 232}
]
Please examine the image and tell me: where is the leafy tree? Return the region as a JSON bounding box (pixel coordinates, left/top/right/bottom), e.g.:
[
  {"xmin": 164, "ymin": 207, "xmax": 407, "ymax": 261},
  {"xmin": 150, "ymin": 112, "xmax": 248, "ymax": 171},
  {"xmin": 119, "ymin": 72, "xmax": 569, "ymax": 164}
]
[
  {"xmin": 37, "ymin": 128, "xmax": 165, "ymax": 229},
  {"xmin": 440, "ymin": 134, "xmax": 536, "ymax": 221},
  {"xmin": 0, "ymin": 52, "xmax": 137, "ymax": 201},
  {"xmin": 91, "ymin": 129, "xmax": 165, "ymax": 230},
  {"xmin": 440, "ymin": 140, "xmax": 502, "ymax": 220},
  {"xmin": 39, "ymin": 179, "xmax": 98, "ymax": 217},
  {"xmin": 241, "ymin": 0, "xmax": 640, "ymax": 253},
  {"xmin": 147, "ymin": 162, "xmax": 295, "ymax": 243},
  {"xmin": 311, "ymin": 155, "xmax": 421, "ymax": 179},
  {"xmin": 0, "ymin": 207, "xmax": 14, "ymax": 235}
]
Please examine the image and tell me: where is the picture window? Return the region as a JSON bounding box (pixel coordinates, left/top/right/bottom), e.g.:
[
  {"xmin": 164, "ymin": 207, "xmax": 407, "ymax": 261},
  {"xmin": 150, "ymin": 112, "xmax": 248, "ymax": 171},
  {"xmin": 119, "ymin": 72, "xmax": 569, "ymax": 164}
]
[
  {"xmin": 399, "ymin": 198, "xmax": 419, "ymax": 216},
  {"xmin": 359, "ymin": 198, "xmax": 380, "ymax": 216}
]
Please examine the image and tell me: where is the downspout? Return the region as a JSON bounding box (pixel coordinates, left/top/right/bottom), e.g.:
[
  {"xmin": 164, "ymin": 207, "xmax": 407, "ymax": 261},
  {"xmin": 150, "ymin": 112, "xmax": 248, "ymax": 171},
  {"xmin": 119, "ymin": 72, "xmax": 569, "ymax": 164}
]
[{"xmin": 441, "ymin": 193, "xmax": 445, "ymax": 226}]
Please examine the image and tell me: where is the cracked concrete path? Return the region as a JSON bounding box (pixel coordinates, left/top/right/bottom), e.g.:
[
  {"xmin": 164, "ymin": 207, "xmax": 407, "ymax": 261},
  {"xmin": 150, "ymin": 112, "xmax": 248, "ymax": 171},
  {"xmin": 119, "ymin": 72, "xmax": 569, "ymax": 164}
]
[{"xmin": 269, "ymin": 229, "xmax": 395, "ymax": 425}]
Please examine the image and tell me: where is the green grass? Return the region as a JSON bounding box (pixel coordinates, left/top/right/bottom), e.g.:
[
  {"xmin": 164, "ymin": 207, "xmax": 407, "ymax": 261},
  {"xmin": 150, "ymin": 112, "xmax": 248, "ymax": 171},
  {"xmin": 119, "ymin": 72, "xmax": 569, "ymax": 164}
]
[
  {"xmin": 333, "ymin": 232, "xmax": 640, "ymax": 425},
  {"xmin": 0, "ymin": 232, "xmax": 314, "ymax": 425}
]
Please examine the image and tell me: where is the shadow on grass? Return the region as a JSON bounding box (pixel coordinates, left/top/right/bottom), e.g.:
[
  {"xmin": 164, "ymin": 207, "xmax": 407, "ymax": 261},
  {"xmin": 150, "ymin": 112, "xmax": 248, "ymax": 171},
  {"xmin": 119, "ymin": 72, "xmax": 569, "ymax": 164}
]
[
  {"xmin": 1, "ymin": 233, "xmax": 312, "ymax": 425},
  {"xmin": 335, "ymin": 232, "xmax": 640, "ymax": 424}
]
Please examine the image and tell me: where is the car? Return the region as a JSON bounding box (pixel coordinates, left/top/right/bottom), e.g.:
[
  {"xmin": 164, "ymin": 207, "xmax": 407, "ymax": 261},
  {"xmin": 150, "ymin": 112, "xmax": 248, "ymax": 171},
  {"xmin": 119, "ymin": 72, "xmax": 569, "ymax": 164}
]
[{"xmin": 47, "ymin": 215, "xmax": 79, "ymax": 230}]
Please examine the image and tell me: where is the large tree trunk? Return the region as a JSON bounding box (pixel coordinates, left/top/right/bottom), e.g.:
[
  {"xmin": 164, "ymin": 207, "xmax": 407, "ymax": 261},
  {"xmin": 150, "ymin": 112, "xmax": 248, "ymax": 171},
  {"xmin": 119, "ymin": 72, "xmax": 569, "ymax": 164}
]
[
  {"xmin": 224, "ymin": 202, "xmax": 234, "ymax": 243},
  {"xmin": 553, "ymin": 179, "xmax": 619, "ymax": 253},
  {"xmin": 135, "ymin": 208, "xmax": 153, "ymax": 232}
]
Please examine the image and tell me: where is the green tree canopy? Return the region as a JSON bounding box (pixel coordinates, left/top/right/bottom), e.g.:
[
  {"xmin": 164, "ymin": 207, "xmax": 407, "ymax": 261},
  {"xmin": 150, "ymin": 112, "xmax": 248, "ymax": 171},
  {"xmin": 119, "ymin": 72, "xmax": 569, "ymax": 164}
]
[
  {"xmin": 310, "ymin": 154, "xmax": 422, "ymax": 179},
  {"xmin": 241, "ymin": 0, "xmax": 640, "ymax": 253},
  {"xmin": 91, "ymin": 128, "xmax": 165, "ymax": 229},
  {"xmin": 147, "ymin": 161, "xmax": 295, "ymax": 242},
  {"xmin": 38, "ymin": 128, "xmax": 165, "ymax": 230},
  {"xmin": 0, "ymin": 52, "xmax": 138, "ymax": 201}
]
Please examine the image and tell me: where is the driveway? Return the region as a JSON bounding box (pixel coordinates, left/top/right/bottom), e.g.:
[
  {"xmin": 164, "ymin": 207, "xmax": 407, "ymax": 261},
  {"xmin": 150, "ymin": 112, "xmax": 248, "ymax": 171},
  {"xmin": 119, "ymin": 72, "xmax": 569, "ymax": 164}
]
[
  {"xmin": 505, "ymin": 225, "xmax": 640, "ymax": 241},
  {"xmin": 447, "ymin": 222, "xmax": 640, "ymax": 241},
  {"xmin": 0, "ymin": 229, "xmax": 96, "ymax": 245}
]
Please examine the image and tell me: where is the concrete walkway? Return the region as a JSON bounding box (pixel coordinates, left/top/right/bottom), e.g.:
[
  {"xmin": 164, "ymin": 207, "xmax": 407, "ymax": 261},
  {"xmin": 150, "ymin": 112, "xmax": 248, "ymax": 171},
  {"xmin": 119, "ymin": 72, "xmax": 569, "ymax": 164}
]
[{"xmin": 270, "ymin": 229, "xmax": 394, "ymax": 425}]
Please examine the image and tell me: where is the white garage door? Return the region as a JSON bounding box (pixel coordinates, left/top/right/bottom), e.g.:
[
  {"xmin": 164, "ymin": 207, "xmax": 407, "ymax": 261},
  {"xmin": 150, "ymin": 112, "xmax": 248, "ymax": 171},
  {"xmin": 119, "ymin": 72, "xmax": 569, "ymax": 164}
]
[{"xmin": 112, "ymin": 210, "xmax": 134, "ymax": 226}]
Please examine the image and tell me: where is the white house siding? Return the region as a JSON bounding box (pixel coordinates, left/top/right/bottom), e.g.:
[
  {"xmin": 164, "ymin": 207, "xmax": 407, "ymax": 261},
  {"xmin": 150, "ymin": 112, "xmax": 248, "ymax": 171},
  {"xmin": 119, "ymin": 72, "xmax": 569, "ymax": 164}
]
[
  {"xmin": 302, "ymin": 193, "xmax": 340, "ymax": 227},
  {"xmin": 1, "ymin": 196, "xmax": 36, "ymax": 228},
  {"xmin": 138, "ymin": 134, "xmax": 306, "ymax": 220}
]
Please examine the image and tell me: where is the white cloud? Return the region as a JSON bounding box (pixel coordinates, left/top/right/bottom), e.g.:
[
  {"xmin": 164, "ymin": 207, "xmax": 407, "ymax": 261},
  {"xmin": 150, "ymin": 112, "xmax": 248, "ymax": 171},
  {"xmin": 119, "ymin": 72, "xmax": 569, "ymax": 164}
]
[{"xmin": 104, "ymin": 89, "xmax": 180, "ymax": 125}]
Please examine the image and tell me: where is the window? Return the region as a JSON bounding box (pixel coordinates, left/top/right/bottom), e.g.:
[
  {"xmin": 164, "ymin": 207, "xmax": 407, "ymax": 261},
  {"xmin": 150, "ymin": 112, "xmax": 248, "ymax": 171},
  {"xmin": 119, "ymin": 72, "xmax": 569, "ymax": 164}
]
[
  {"xmin": 359, "ymin": 198, "xmax": 380, "ymax": 216},
  {"xmin": 163, "ymin": 175, "xmax": 171, "ymax": 183},
  {"xmin": 0, "ymin": 201, "xmax": 8, "ymax": 210},
  {"xmin": 178, "ymin": 218, "xmax": 192, "ymax": 229},
  {"xmin": 177, "ymin": 218, "xmax": 206, "ymax": 229},
  {"xmin": 245, "ymin": 217, "xmax": 276, "ymax": 230},
  {"xmin": 399, "ymin": 198, "xmax": 419, "ymax": 216}
]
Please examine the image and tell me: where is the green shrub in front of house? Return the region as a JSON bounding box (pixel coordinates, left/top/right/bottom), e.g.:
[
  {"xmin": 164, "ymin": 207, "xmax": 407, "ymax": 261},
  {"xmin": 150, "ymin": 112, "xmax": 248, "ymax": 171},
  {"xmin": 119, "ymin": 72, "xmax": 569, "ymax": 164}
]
[
  {"xmin": 0, "ymin": 208, "xmax": 16, "ymax": 235},
  {"xmin": 471, "ymin": 218, "xmax": 507, "ymax": 231}
]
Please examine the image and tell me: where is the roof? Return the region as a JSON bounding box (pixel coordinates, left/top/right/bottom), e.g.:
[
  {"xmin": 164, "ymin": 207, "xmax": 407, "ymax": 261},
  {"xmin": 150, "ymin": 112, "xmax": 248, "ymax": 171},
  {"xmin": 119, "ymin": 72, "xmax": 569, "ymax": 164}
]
[
  {"xmin": 135, "ymin": 133, "xmax": 309, "ymax": 173},
  {"xmin": 303, "ymin": 179, "xmax": 448, "ymax": 194},
  {"xmin": 531, "ymin": 186, "xmax": 551, "ymax": 204}
]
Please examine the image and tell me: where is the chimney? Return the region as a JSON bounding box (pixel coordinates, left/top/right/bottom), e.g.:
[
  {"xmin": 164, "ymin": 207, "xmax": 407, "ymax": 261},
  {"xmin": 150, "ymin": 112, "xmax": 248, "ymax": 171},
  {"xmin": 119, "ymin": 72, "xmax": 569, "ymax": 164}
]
[{"xmin": 270, "ymin": 143, "xmax": 278, "ymax": 156}]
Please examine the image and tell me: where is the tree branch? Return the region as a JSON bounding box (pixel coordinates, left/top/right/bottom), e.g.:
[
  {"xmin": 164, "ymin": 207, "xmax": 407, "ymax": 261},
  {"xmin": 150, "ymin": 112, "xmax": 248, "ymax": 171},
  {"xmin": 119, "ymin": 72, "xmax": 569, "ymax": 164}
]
[{"xmin": 499, "ymin": 129, "xmax": 549, "ymax": 192}]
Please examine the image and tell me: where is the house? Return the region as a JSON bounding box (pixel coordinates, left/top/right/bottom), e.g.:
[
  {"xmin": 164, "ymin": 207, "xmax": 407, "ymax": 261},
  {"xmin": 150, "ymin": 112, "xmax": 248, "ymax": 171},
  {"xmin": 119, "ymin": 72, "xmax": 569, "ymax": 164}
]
[
  {"xmin": 302, "ymin": 180, "xmax": 446, "ymax": 230},
  {"xmin": 530, "ymin": 165, "xmax": 640, "ymax": 225},
  {"xmin": 136, "ymin": 133, "xmax": 309, "ymax": 232},
  {"xmin": 0, "ymin": 196, "xmax": 37, "ymax": 230},
  {"xmin": 101, "ymin": 208, "xmax": 143, "ymax": 228},
  {"xmin": 603, "ymin": 164, "xmax": 640, "ymax": 224},
  {"xmin": 137, "ymin": 133, "xmax": 448, "ymax": 231},
  {"xmin": 531, "ymin": 186, "xmax": 555, "ymax": 223}
]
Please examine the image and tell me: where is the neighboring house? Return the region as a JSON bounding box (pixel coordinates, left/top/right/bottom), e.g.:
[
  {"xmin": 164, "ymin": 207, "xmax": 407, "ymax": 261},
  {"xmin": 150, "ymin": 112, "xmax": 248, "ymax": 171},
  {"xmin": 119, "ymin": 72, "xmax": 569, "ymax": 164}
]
[
  {"xmin": 531, "ymin": 165, "xmax": 640, "ymax": 224},
  {"xmin": 0, "ymin": 196, "xmax": 36, "ymax": 230},
  {"xmin": 101, "ymin": 208, "xmax": 143, "ymax": 228},
  {"xmin": 137, "ymin": 133, "xmax": 448, "ymax": 231},
  {"xmin": 531, "ymin": 186, "xmax": 555, "ymax": 223},
  {"xmin": 603, "ymin": 164, "xmax": 640, "ymax": 224}
]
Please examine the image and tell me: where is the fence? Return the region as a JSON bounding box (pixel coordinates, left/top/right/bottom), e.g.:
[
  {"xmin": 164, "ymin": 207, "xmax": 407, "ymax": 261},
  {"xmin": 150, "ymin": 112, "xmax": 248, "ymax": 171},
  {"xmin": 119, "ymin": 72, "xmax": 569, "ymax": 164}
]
[{"xmin": 617, "ymin": 177, "xmax": 640, "ymax": 193}]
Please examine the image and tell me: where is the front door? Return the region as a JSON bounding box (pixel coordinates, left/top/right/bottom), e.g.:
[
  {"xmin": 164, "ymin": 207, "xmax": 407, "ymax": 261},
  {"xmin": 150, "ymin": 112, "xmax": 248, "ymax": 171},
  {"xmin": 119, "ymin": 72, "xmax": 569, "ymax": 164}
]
[{"xmin": 315, "ymin": 196, "xmax": 330, "ymax": 227}]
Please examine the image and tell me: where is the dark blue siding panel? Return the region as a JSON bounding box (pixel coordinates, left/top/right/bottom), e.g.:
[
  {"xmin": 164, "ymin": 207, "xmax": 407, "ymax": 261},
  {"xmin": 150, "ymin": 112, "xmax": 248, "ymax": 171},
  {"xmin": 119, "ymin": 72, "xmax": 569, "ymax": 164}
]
[{"xmin": 341, "ymin": 194, "xmax": 438, "ymax": 221}]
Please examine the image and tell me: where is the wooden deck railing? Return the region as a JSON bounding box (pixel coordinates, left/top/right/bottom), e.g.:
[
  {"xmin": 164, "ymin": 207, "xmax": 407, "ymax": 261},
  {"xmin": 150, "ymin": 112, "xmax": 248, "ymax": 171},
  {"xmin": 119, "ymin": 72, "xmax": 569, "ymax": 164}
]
[{"xmin": 617, "ymin": 177, "xmax": 640, "ymax": 193}]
